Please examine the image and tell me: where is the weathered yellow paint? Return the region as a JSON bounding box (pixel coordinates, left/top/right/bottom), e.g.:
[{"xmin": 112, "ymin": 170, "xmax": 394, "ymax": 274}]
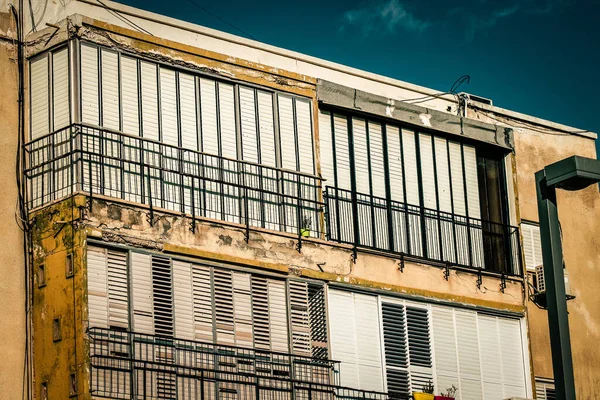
[
  {"xmin": 79, "ymin": 17, "xmax": 317, "ymax": 97},
  {"xmin": 31, "ymin": 197, "xmax": 90, "ymax": 400}
]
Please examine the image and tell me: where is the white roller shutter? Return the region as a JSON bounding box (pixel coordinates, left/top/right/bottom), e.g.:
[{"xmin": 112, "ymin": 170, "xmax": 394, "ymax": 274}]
[
  {"xmin": 52, "ymin": 49, "xmax": 70, "ymax": 130},
  {"xmin": 173, "ymin": 261, "xmax": 194, "ymax": 340},
  {"xmin": 106, "ymin": 249, "xmax": 129, "ymax": 329},
  {"xmin": 200, "ymin": 78, "xmax": 218, "ymax": 155},
  {"xmin": 478, "ymin": 315, "xmax": 503, "ymax": 400},
  {"xmin": 522, "ymin": 222, "xmax": 543, "ymax": 271},
  {"xmin": 233, "ymin": 272, "xmax": 254, "ymax": 348},
  {"xmin": 432, "ymin": 306, "xmax": 460, "ymax": 398},
  {"xmin": 239, "ymin": 86, "xmax": 258, "ymax": 163},
  {"xmin": 463, "ymin": 145, "xmax": 481, "ymax": 219},
  {"xmin": 87, "ymin": 246, "xmax": 109, "ymax": 328},
  {"xmin": 218, "ymin": 82, "xmax": 237, "ymax": 159},
  {"xmin": 435, "ymin": 137, "xmax": 455, "ymax": 263},
  {"xmin": 449, "ymin": 142, "xmax": 466, "ymax": 216},
  {"xmin": 81, "ymin": 44, "xmax": 99, "ymax": 126},
  {"xmin": 160, "ymin": 68, "xmax": 178, "ymax": 146},
  {"xmin": 296, "ymin": 98, "xmax": 314, "ymax": 174},
  {"xmin": 131, "ymin": 252, "xmax": 154, "ymax": 334},
  {"xmin": 101, "ymin": 50, "xmax": 120, "ymax": 130},
  {"xmin": 455, "ymin": 310, "xmax": 483, "ymax": 400},
  {"xmin": 319, "ymin": 110, "xmax": 335, "ymax": 186},
  {"xmin": 278, "ymin": 94, "xmax": 296, "ymax": 171},
  {"xmin": 369, "ymin": 122, "xmax": 386, "ymax": 198},
  {"xmin": 257, "ymin": 90, "xmax": 276, "ymax": 166},
  {"xmin": 328, "ymin": 289, "xmax": 384, "ymax": 391},
  {"xmin": 120, "ymin": 56, "xmax": 139, "ymax": 136},
  {"xmin": 498, "ymin": 318, "xmax": 527, "ymax": 398},
  {"xmin": 140, "ymin": 62, "xmax": 159, "ymax": 141},
  {"xmin": 30, "ymin": 55, "xmax": 49, "ymax": 140},
  {"xmin": 419, "ymin": 133, "xmax": 436, "ymax": 209},
  {"xmin": 353, "ymin": 118, "xmax": 369, "ymax": 194},
  {"xmin": 333, "ymin": 114, "xmax": 351, "ymax": 190},
  {"xmin": 179, "ymin": 73, "xmax": 197, "ymax": 150},
  {"xmin": 192, "ymin": 264, "xmax": 214, "ymax": 342},
  {"xmin": 402, "ymin": 129, "xmax": 420, "ymax": 206},
  {"xmin": 386, "ymin": 125, "xmax": 404, "ymax": 202}
]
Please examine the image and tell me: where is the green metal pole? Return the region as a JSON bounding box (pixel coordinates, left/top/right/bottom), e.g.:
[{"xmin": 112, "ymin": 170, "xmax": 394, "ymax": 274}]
[{"xmin": 535, "ymin": 170, "xmax": 576, "ymax": 400}]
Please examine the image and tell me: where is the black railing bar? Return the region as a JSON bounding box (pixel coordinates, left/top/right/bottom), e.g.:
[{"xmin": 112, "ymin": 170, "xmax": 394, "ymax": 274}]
[
  {"xmin": 88, "ymin": 328, "xmax": 341, "ymax": 365},
  {"xmin": 28, "ymin": 123, "xmax": 325, "ymax": 181}
]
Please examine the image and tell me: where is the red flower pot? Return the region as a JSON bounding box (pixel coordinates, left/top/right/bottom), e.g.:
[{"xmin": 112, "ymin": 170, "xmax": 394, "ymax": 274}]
[{"xmin": 434, "ymin": 396, "xmax": 455, "ymax": 400}]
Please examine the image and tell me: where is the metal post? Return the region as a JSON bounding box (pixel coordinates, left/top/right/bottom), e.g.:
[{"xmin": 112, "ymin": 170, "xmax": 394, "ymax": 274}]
[{"xmin": 535, "ymin": 170, "xmax": 576, "ymax": 400}]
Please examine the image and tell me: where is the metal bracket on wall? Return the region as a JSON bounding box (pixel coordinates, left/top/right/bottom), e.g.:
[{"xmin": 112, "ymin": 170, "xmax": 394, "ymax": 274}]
[
  {"xmin": 443, "ymin": 262, "xmax": 450, "ymax": 281},
  {"xmin": 189, "ymin": 218, "xmax": 196, "ymax": 234},
  {"xmin": 500, "ymin": 273, "xmax": 507, "ymax": 293},
  {"xmin": 351, "ymin": 246, "xmax": 358, "ymax": 264},
  {"xmin": 146, "ymin": 207, "xmax": 154, "ymax": 227},
  {"xmin": 398, "ymin": 253, "xmax": 405, "ymax": 273},
  {"xmin": 476, "ymin": 268, "xmax": 483, "ymax": 290},
  {"xmin": 296, "ymin": 235, "xmax": 303, "ymax": 253}
]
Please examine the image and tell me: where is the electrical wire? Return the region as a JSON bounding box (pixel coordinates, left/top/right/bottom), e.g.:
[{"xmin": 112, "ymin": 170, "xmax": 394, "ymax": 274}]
[
  {"xmin": 401, "ymin": 74, "xmax": 470, "ymax": 106},
  {"xmin": 184, "ymin": 0, "xmax": 257, "ymax": 40},
  {"xmin": 95, "ymin": 0, "xmax": 153, "ymax": 36}
]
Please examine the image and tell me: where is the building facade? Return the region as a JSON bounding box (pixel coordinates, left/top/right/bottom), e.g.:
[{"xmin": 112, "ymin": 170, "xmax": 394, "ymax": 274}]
[{"xmin": 0, "ymin": 0, "xmax": 598, "ymax": 399}]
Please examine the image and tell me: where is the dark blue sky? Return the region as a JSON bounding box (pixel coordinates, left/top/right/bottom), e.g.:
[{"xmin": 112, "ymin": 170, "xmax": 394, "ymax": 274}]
[{"xmin": 116, "ymin": 0, "xmax": 599, "ymax": 153}]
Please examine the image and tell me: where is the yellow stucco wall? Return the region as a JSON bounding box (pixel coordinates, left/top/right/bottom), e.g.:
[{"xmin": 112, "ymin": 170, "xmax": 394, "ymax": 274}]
[
  {"xmin": 0, "ymin": 12, "xmax": 26, "ymax": 399},
  {"xmin": 471, "ymin": 109, "xmax": 600, "ymax": 397}
]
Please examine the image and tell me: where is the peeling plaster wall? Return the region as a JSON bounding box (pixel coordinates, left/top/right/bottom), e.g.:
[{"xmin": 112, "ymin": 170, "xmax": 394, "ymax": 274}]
[
  {"xmin": 469, "ymin": 108, "xmax": 600, "ymax": 398},
  {"xmin": 0, "ymin": 10, "xmax": 26, "ymax": 400}
]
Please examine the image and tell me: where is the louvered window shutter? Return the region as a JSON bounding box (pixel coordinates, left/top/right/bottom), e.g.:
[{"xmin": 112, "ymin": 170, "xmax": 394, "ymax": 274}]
[
  {"xmin": 52, "ymin": 48, "xmax": 70, "ymax": 131},
  {"xmin": 159, "ymin": 68, "xmax": 178, "ymax": 146},
  {"xmin": 140, "ymin": 61, "xmax": 159, "ymax": 141},
  {"xmin": 199, "ymin": 78, "xmax": 221, "ymax": 220},
  {"xmin": 87, "ymin": 246, "xmax": 109, "ymax": 328},
  {"xmin": 382, "ymin": 302, "xmax": 410, "ymax": 398},
  {"xmin": 30, "ymin": 54, "xmax": 49, "ymax": 140},
  {"xmin": 332, "ymin": 114, "xmax": 354, "ymax": 243},
  {"xmin": 81, "ymin": 44, "xmax": 99, "ymax": 126},
  {"xmin": 406, "ymin": 305, "xmax": 433, "ymax": 393},
  {"xmin": 232, "ymin": 272, "xmax": 254, "ymax": 348},
  {"xmin": 173, "ymin": 261, "xmax": 194, "ymax": 340},
  {"xmin": 478, "ymin": 315, "xmax": 503, "ymax": 399},
  {"xmin": 308, "ymin": 283, "xmax": 328, "ymax": 359},
  {"xmin": 328, "ymin": 290, "xmax": 359, "ymax": 385},
  {"xmin": 432, "ymin": 306, "xmax": 459, "ymax": 397},
  {"xmin": 130, "ymin": 252, "xmax": 153, "ymax": 334},
  {"xmin": 463, "ymin": 145, "xmax": 484, "ymax": 269},
  {"xmin": 239, "ymin": 86, "xmax": 259, "ymax": 163},
  {"xmin": 218, "ymin": 82, "xmax": 237, "ymax": 159},
  {"xmin": 319, "ymin": 110, "xmax": 335, "ymax": 186},
  {"xmin": 101, "ymin": 50, "xmax": 120, "ymax": 130},
  {"xmin": 277, "ymin": 94, "xmax": 297, "ymax": 171},
  {"xmin": 288, "ymin": 280, "xmax": 311, "ymax": 355},
  {"xmin": 121, "ymin": 56, "xmax": 139, "ymax": 136},
  {"xmin": 353, "ymin": 117, "xmax": 373, "ymax": 247},
  {"xmin": 455, "ymin": 310, "xmax": 484, "ymax": 399},
  {"xmin": 192, "ymin": 264, "xmax": 214, "ymax": 342},
  {"xmin": 179, "ymin": 73, "xmax": 197, "ymax": 150},
  {"xmin": 251, "ymin": 276, "xmax": 270, "ymax": 350},
  {"xmin": 106, "ymin": 249, "xmax": 129, "ymax": 330},
  {"xmin": 268, "ymin": 279, "xmax": 289, "ymax": 353},
  {"xmin": 213, "ymin": 268, "xmax": 235, "ymax": 345},
  {"xmin": 535, "ymin": 378, "xmax": 556, "ymax": 400},
  {"xmin": 522, "ymin": 222, "xmax": 543, "ymax": 271},
  {"xmin": 498, "ymin": 318, "xmax": 527, "ymax": 398},
  {"xmin": 296, "ymin": 98, "xmax": 314, "ymax": 174},
  {"xmin": 435, "ymin": 137, "xmax": 456, "ymax": 263},
  {"xmin": 257, "ymin": 91, "xmax": 277, "ymax": 167},
  {"xmin": 151, "ymin": 256, "xmax": 174, "ymax": 337}
]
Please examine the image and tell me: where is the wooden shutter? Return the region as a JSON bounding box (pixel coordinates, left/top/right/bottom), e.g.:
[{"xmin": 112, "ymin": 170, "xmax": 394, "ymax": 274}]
[
  {"xmin": 173, "ymin": 261, "xmax": 194, "ymax": 340},
  {"xmin": 522, "ymin": 222, "xmax": 543, "ymax": 271},
  {"xmin": 159, "ymin": 68, "xmax": 178, "ymax": 146},
  {"xmin": 140, "ymin": 61, "xmax": 159, "ymax": 141},
  {"xmin": 81, "ymin": 44, "xmax": 99, "ymax": 125},
  {"xmin": 52, "ymin": 48, "xmax": 70, "ymax": 130},
  {"xmin": 213, "ymin": 268, "xmax": 235, "ymax": 345},
  {"xmin": 296, "ymin": 97, "xmax": 314, "ymax": 174},
  {"xmin": 382, "ymin": 302, "xmax": 410, "ymax": 397},
  {"xmin": 232, "ymin": 272, "xmax": 254, "ymax": 348},
  {"xmin": 106, "ymin": 249, "xmax": 129, "ymax": 329},
  {"xmin": 277, "ymin": 94, "xmax": 296, "ymax": 171},
  {"xmin": 130, "ymin": 252, "xmax": 153, "ymax": 334},
  {"xmin": 192, "ymin": 264, "xmax": 214, "ymax": 342},
  {"xmin": 101, "ymin": 50, "xmax": 120, "ymax": 130},
  {"xmin": 257, "ymin": 90, "xmax": 276, "ymax": 167},
  {"xmin": 152, "ymin": 256, "xmax": 174, "ymax": 337},
  {"xmin": 239, "ymin": 86, "xmax": 258, "ymax": 163},
  {"xmin": 120, "ymin": 56, "xmax": 139, "ymax": 136},
  {"xmin": 289, "ymin": 280, "xmax": 311, "ymax": 355},
  {"xmin": 179, "ymin": 73, "xmax": 197, "ymax": 150},
  {"xmin": 319, "ymin": 110, "xmax": 335, "ymax": 185},
  {"xmin": 31, "ymin": 55, "xmax": 49, "ymax": 140},
  {"xmin": 87, "ymin": 246, "xmax": 109, "ymax": 328}
]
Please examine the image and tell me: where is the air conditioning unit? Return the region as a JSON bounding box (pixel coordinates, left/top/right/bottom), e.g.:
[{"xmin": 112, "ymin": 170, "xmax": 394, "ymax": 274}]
[{"xmin": 531, "ymin": 265, "xmax": 575, "ymax": 308}]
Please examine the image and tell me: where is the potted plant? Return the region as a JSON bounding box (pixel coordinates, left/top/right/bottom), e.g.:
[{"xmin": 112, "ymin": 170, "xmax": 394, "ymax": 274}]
[
  {"xmin": 435, "ymin": 385, "xmax": 457, "ymax": 400},
  {"xmin": 300, "ymin": 216, "xmax": 311, "ymax": 237},
  {"xmin": 413, "ymin": 380, "xmax": 435, "ymax": 400}
]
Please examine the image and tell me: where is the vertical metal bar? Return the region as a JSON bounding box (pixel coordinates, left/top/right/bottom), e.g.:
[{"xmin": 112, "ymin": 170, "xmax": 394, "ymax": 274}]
[
  {"xmin": 398, "ymin": 128, "xmax": 411, "ymax": 254},
  {"xmin": 365, "ymin": 121, "xmax": 377, "ymax": 248},
  {"xmin": 414, "ymin": 133, "xmax": 428, "ymax": 258},
  {"xmin": 461, "ymin": 144, "xmax": 473, "ymax": 267},
  {"xmin": 347, "ymin": 117, "xmax": 360, "ymax": 256},
  {"xmin": 329, "ymin": 112, "xmax": 341, "ymax": 242},
  {"xmin": 381, "ymin": 124, "xmax": 395, "ymax": 252},
  {"xmin": 431, "ymin": 138, "xmax": 444, "ymax": 261},
  {"xmin": 447, "ymin": 141, "xmax": 459, "ymax": 264},
  {"xmin": 536, "ymin": 170, "xmax": 576, "ymax": 400}
]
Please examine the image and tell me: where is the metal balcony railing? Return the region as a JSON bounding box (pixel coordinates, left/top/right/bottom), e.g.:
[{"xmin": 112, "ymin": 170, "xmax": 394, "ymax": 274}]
[
  {"xmin": 25, "ymin": 124, "xmax": 323, "ymax": 241},
  {"xmin": 89, "ymin": 327, "xmax": 391, "ymax": 399},
  {"xmin": 324, "ymin": 187, "xmax": 522, "ymax": 276}
]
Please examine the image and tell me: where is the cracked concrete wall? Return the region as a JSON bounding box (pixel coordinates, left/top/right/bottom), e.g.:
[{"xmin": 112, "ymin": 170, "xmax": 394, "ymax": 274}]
[{"xmin": 469, "ymin": 107, "xmax": 600, "ymax": 398}]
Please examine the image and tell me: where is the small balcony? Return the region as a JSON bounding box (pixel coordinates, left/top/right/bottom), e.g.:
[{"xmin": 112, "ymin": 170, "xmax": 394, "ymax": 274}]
[{"xmin": 89, "ymin": 327, "xmax": 390, "ymax": 399}]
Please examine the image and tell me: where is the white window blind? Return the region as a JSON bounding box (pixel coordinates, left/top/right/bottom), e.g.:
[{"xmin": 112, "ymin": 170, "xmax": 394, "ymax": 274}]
[
  {"xmin": 333, "ymin": 114, "xmax": 351, "ymax": 190},
  {"xmin": 30, "ymin": 55, "xmax": 49, "ymax": 140},
  {"xmin": 199, "ymin": 77, "xmax": 218, "ymax": 155},
  {"xmin": 120, "ymin": 56, "xmax": 139, "ymax": 136},
  {"xmin": 179, "ymin": 73, "xmax": 197, "ymax": 151},
  {"xmin": 257, "ymin": 90, "xmax": 276, "ymax": 167},
  {"xmin": 239, "ymin": 86, "xmax": 258, "ymax": 163},
  {"xmin": 81, "ymin": 44, "xmax": 99, "ymax": 126},
  {"xmin": 130, "ymin": 252, "xmax": 154, "ymax": 334},
  {"xmin": 173, "ymin": 260, "xmax": 195, "ymax": 340},
  {"xmin": 159, "ymin": 68, "xmax": 178, "ymax": 146},
  {"xmin": 101, "ymin": 50, "xmax": 120, "ymax": 130},
  {"xmin": 218, "ymin": 82, "xmax": 237, "ymax": 159},
  {"xmin": 140, "ymin": 61, "xmax": 159, "ymax": 141},
  {"xmin": 52, "ymin": 48, "xmax": 70, "ymax": 130},
  {"xmin": 522, "ymin": 222, "xmax": 543, "ymax": 271},
  {"xmin": 296, "ymin": 98, "xmax": 314, "ymax": 174},
  {"xmin": 535, "ymin": 378, "xmax": 556, "ymax": 400},
  {"xmin": 278, "ymin": 94, "xmax": 296, "ymax": 171}
]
